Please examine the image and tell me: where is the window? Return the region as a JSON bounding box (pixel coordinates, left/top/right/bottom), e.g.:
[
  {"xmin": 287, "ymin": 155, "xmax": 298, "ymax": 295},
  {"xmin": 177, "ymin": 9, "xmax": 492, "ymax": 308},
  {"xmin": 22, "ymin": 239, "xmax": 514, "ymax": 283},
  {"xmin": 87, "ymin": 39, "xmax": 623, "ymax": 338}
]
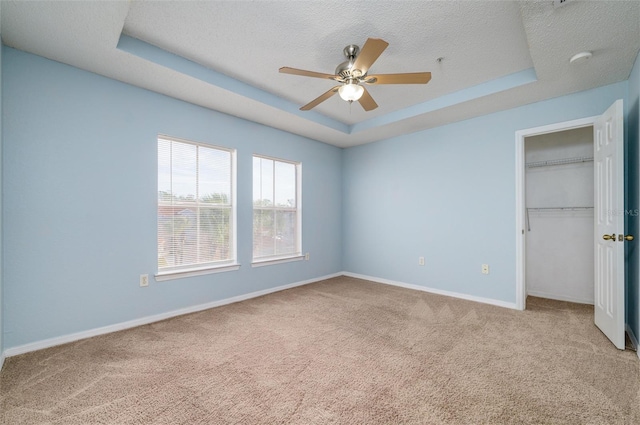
[
  {"xmin": 253, "ymin": 155, "xmax": 301, "ymax": 264},
  {"xmin": 157, "ymin": 136, "xmax": 236, "ymax": 278}
]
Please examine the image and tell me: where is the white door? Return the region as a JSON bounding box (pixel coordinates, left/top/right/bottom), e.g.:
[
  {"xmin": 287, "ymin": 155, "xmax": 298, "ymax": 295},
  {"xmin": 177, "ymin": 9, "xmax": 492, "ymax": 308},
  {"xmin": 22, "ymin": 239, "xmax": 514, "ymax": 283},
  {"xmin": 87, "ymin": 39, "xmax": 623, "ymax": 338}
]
[{"xmin": 594, "ymin": 99, "xmax": 625, "ymax": 350}]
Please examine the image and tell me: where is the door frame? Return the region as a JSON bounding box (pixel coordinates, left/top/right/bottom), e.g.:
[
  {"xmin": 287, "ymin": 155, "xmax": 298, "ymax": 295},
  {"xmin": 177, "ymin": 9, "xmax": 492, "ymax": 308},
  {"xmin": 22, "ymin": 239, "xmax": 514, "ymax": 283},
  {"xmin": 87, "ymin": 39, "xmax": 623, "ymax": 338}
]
[{"xmin": 515, "ymin": 116, "xmax": 598, "ymax": 310}]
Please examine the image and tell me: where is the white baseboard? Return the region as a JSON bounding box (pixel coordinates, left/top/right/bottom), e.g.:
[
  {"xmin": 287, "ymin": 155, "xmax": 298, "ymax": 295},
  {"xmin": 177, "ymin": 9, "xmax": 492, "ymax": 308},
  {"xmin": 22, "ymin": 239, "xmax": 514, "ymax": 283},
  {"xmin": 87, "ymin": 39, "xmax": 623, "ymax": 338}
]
[
  {"xmin": 0, "ymin": 351, "xmax": 5, "ymax": 372},
  {"xmin": 526, "ymin": 290, "xmax": 594, "ymax": 305},
  {"xmin": 342, "ymin": 272, "xmax": 518, "ymax": 310},
  {"xmin": 4, "ymin": 272, "xmax": 343, "ymax": 358}
]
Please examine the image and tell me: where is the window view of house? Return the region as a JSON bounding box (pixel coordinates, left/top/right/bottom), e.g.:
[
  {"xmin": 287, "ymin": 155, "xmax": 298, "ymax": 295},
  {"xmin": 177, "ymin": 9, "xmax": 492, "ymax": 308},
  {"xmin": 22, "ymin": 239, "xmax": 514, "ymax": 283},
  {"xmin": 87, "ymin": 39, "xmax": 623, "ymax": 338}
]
[
  {"xmin": 252, "ymin": 155, "xmax": 301, "ymax": 261},
  {"xmin": 158, "ymin": 137, "xmax": 235, "ymax": 272}
]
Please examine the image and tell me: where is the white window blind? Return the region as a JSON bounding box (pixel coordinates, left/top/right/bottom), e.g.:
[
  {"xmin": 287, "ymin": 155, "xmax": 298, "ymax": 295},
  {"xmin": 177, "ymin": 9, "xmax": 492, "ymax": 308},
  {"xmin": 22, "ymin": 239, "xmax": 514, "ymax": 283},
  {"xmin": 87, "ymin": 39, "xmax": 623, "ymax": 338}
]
[
  {"xmin": 158, "ymin": 136, "xmax": 235, "ymax": 273},
  {"xmin": 253, "ymin": 155, "xmax": 301, "ymax": 262}
]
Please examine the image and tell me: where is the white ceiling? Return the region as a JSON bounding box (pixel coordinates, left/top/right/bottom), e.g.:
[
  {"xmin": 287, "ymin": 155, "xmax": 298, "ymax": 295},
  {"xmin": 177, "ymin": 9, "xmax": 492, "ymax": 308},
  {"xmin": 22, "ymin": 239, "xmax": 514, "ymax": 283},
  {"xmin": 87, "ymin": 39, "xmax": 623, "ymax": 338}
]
[{"xmin": 1, "ymin": 0, "xmax": 639, "ymax": 148}]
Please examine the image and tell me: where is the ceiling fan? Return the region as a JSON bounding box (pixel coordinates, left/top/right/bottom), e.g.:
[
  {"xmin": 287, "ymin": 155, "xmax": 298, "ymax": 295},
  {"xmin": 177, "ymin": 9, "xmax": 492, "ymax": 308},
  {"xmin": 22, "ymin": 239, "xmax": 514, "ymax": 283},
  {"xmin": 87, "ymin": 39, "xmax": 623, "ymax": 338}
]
[{"xmin": 279, "ymin": 38, "xmax": 431, "ymax": 112}]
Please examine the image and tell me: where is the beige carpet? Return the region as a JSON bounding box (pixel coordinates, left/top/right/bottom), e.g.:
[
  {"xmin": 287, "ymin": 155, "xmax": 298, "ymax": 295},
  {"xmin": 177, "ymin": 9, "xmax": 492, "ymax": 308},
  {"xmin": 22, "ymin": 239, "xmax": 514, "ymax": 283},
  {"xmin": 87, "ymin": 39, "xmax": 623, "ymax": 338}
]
[{"xmin": 1, "ymin": 276, "xmax": 639, "ymax": 424}]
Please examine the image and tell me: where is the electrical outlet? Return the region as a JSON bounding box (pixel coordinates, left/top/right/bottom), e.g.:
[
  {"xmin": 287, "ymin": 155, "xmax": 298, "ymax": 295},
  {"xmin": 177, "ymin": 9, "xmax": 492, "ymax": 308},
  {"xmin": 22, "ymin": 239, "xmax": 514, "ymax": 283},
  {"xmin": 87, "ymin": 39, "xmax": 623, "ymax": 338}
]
[
  {"xmin": 305, "ymin": 252, "xmax": 310, "ymax": 261},
  {"xmin": 418, "ymin": 256, "xmax": 425, "ymax": 266},
  {"xmin": 481, "ymin": 264, "xmax": 489, "ymax": 275},
  {"xmin": 140, "ymin": 274, "xmax": 149, "ymax": 287}
]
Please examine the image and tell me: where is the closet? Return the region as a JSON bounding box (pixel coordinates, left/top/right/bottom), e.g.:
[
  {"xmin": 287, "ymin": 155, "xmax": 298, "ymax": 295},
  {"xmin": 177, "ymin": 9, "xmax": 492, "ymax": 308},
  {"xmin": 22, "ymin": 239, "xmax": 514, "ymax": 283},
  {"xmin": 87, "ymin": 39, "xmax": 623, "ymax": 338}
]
[{"xmin": 525, "ymin": 126, "xmax": 594, "ymax": 304}]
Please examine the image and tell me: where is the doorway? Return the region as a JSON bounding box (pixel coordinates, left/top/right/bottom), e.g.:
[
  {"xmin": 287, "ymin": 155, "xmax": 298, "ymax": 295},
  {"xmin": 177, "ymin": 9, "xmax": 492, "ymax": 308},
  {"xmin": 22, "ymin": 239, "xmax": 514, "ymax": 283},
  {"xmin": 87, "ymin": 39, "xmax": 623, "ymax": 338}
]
[
  {"xmin": 515, "ymin": 101, "xmax": 627, "ymax": 349},
  {"xmin": 515, "ymin": 116, "xmax": 598, "ymax": 311},
  {"xmin": 524, "ymin": 126, "xmax": 594, "ymax": 304}
]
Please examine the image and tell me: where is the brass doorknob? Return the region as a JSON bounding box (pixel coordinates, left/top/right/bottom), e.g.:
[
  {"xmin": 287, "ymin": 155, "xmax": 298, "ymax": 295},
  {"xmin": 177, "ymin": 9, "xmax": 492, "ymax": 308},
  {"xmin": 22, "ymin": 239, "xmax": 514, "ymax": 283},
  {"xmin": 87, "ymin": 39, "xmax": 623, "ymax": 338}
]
[
  {"xmin": 625, "ymin": 235, "xmax": 635, "ymax": 241},
  {"xmin": 603, "ymin": 234, "xmax": 616, "ymax": 241}
]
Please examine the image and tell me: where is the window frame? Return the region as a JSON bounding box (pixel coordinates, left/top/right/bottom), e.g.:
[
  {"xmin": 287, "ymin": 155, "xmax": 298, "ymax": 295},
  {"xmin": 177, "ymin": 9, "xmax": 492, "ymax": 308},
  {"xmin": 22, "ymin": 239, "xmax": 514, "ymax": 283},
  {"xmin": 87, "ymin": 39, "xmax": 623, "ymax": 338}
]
[
  {"xmin": 156, "ymin": 135, "xmax": 238, "ymax": 281},
  {"xmin": 252, "ymin": 154, "xmax": 303, "ymax": 267}
]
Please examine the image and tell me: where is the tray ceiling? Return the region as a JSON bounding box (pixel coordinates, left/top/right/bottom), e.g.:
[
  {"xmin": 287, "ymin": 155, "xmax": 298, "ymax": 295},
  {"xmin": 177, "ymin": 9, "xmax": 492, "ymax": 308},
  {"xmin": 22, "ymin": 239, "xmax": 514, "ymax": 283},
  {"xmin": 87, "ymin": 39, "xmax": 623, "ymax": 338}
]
[{"xmin": 1, "ymin": 1, "xmax": 639, "ymax": 147}]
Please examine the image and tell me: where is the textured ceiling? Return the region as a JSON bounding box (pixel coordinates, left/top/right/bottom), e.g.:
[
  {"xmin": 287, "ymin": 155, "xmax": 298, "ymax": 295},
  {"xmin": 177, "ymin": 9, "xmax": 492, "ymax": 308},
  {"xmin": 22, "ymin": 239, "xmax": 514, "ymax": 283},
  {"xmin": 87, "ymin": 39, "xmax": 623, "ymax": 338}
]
[{"xmin": 1, "ymin": 1, "xmax": 639, "ymax": 148}]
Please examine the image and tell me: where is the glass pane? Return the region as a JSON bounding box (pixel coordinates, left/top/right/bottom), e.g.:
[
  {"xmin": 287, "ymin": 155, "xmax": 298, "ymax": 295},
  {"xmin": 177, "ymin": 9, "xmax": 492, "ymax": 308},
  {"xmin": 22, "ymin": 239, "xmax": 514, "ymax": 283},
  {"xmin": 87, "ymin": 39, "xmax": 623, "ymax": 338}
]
[
  {"xmin": 253, "ymin": 209, "xmax": 275, "ymax": 258},
  {"xmin": 158, "ymin": 138, "xmax": 172, "ymax": 202},
  {"xmin": 253, "ymin": 157, "xmax": 273, "ymax": 207},
  {"xmin": 199, "ymin": 147, "xmax": 231, "ymax": 204},
  {"xmin": 171, "ymin": 142, "xmax": 197, "ymax": 202},
  {"xmin": 158, "ymin": 206, "xmax": 197, "ymax": 268},
  {"xmin": 275, "ymin": 161, "xmax": 296, "ymax": 207},
  {"xmin": 275, "ymin": 210, "xmax": 297, "ymax": 255},
  {"xmin": 158, "ymin": 205, "xmax": 172, "ymax": 268},
  {"xmin": 199, "ymin": 207, "xmax": 231, "ymax": 262}
]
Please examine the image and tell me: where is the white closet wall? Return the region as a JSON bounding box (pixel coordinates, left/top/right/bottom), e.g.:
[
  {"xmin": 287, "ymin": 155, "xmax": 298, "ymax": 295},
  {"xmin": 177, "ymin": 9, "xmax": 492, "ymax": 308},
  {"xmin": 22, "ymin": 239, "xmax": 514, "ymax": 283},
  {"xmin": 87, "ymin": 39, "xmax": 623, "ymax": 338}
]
[{"xmin": 525, "ymin": 127, "xmax": 594, "ymax": 304}]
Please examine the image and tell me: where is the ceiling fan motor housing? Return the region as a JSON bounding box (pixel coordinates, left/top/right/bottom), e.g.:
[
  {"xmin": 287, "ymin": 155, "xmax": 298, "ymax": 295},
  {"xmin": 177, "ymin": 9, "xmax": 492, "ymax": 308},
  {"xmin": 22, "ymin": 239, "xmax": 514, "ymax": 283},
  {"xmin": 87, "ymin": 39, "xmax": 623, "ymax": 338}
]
[{"xmin": 335, "ymin": 44, "xmax": 363, "ymax": 80}]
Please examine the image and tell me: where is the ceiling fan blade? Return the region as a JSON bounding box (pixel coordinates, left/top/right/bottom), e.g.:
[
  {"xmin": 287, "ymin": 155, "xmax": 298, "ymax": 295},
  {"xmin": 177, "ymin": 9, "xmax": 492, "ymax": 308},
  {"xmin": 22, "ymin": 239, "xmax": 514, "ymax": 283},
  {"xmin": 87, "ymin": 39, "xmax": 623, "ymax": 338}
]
[
  {"xmin": 300, "ymin": 86, "xmax": 341, "ymax": 110},
  {"xmin": 358, "ymin": 86, "xmax": 378, "ymax": 111},
  {"xmin": 279, "ymin": 67, "xmax": 339, "ymax": 80},
  {"xmin": 352, "ymin": 38, "xmax": 389, "ymax": 76},
  {"xmin": 366, "ymin": 72, "xmax": 432, "ymax": 85}
]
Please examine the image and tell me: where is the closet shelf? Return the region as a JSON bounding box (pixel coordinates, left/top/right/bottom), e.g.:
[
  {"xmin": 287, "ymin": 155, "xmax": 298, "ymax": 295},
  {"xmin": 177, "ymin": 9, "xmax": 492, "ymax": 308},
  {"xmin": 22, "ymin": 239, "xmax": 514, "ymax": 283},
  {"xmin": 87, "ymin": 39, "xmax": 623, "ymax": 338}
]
[
  {"xmin": 526, "ymin": 156, "xmax": 593, "ymax": 168},
  {"xmin": 526, "ymin": 207, "xmax": 593, "ymax": 231},
  {"xmin": 527, "ymin": 206, "xmax": 593, "ymax": 211}
]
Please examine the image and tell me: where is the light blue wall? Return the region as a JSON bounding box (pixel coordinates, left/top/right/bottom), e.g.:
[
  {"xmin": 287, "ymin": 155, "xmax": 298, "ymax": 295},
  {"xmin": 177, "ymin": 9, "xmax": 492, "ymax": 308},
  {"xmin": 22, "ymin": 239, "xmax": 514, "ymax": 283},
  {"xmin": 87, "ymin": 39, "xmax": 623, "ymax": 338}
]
[
  {"xmin": 1, "ymin": 47, "xmax": 343, "ymax": 350},
  {"xmin": 627, "ymin": 50, "xmax": 640, "ymax": 342},
  {"xmin": 2, "ymin": 43, "xmax": 638, "ymax": 353},
  {"xmin": 343, "ymin": 82, "xmax": 629, "ymax": 304}
]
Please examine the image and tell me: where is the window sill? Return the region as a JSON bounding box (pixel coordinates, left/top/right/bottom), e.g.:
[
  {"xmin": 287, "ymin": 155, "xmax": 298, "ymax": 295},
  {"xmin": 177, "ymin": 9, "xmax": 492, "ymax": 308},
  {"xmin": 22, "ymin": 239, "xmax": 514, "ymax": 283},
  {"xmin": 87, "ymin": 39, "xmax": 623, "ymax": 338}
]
[
  {"xmin": 155, "ymin": 264, "xmax": 240, "ymax": 282},
  {"xmin": 252, "ymin": 255, "xmax": 304, "ymax": 268}
]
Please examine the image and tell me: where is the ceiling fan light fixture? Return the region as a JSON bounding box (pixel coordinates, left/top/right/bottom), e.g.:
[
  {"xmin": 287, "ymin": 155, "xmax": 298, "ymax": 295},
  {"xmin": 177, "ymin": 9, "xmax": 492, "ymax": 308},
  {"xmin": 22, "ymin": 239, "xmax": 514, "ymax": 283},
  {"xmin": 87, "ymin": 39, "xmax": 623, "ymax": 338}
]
[{"xmin": 338, "ymin": 83, "xmax": 364, "ymax": 102}]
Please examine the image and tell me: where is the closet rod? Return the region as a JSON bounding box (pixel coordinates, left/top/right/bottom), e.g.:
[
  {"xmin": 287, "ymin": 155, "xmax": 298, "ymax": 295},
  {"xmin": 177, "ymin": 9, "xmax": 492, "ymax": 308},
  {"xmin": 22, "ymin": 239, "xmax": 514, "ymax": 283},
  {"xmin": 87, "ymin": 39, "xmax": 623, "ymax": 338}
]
[{"xmin": 526, "ymin": 156, "xmax": 593, "ymax": 168}]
